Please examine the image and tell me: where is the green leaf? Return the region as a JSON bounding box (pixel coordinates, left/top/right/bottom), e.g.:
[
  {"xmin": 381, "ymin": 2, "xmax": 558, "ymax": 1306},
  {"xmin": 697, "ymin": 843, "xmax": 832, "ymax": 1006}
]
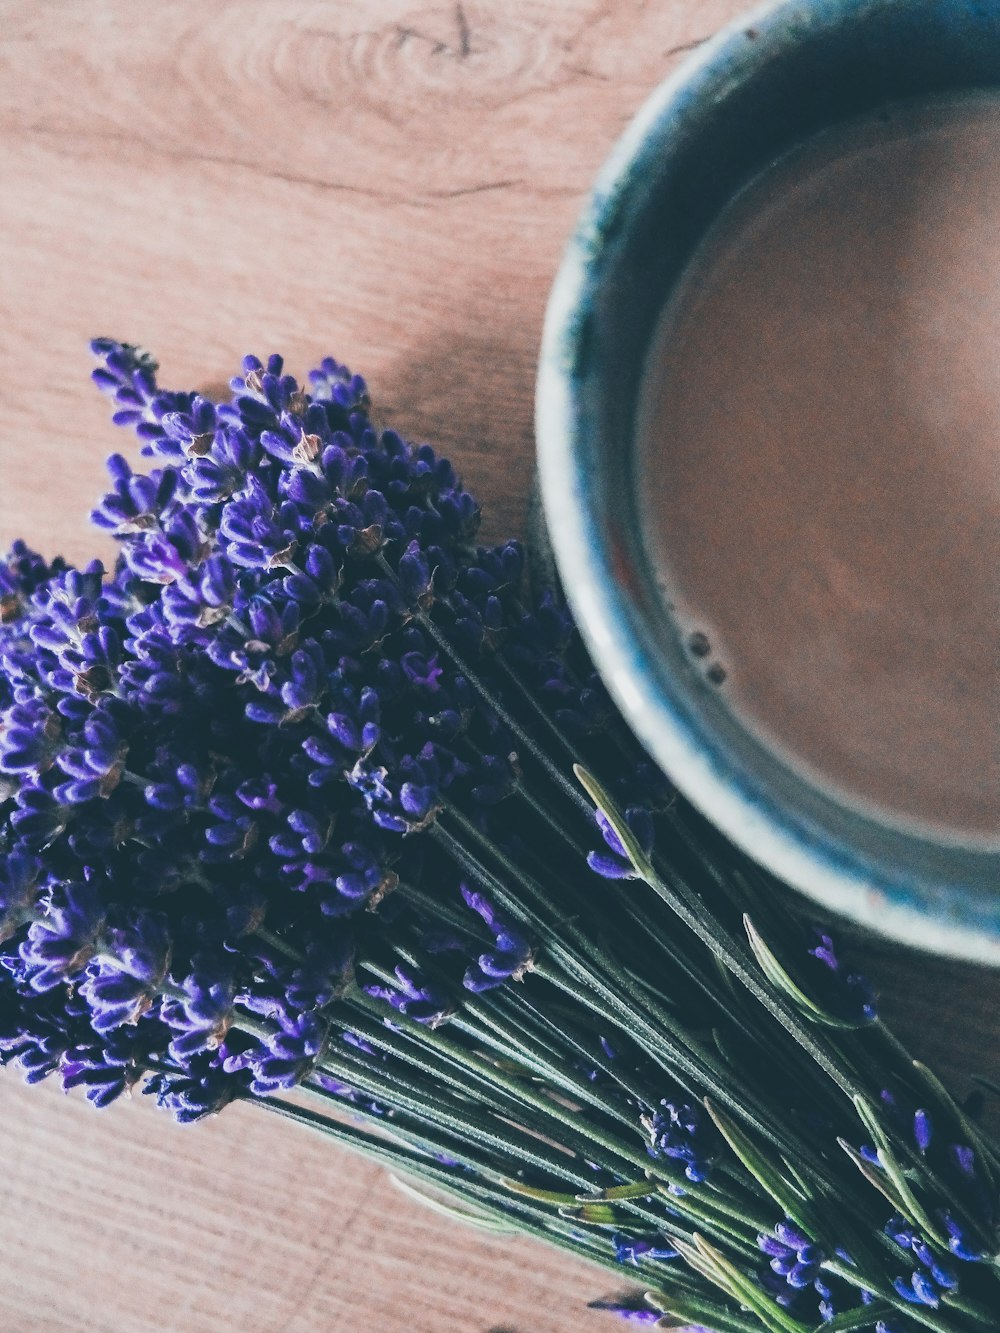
[
  {"xmin": 672, "ymin": 1236, "xmax": 740, "ymax": 1300},
  {"xmin": 557, "ymin": 1202, "xmax": 618, "ymax": 1225},
  {"xmin": 743, "ymin": 916, "xmax": 864, "ymax": 1029},
  {"xmin": 644, "ymin": 1284, "xmax": 762, "ymax": 1332},
  {"xmin": 940, "ymin": 1286, "xmax": 1000, "ymax": 1322},
  {"xmin": 814, "ymin": 1303, "xmax": 896, "ymax": 1333},
  {"xmin": 711, "ymin": 1024, "xmax": 741, "ymax": 1070},
  {"xmin": 574, "ymin": 765, "xmax": 654, "ymax": 877},
  {"xmin": 500, "ymin": 1179, "xmax": 582, "ymax": 1206},
  {"xmin": 851, "ymin": 1095, "xmax": 948, "ymax": 1247},
  {"xmin": 689, "ymin": 1234, "xmax": 812, "ymax": 1333},
  {"xmin": 575, "ymin": 1181, "xmax": 654, "ymax": 1202},
  {"xmin": 389, "ymin": 1175, "xmax": 516, "ymax": 1233},
  {"xmin": 779, "ymin": 1153, "xmax": 816, "ymax": 1203},
  {"xmin": 837, "ymin": 1137, "xmax": 910, "ymax": 1214},
  {"xmin": 711, "ymin": 949, "xmax": 742, "ymax": 1004},
  {"xmin": 705, "ymin": 1099, "xmax": 813, "ymax": 1224}
]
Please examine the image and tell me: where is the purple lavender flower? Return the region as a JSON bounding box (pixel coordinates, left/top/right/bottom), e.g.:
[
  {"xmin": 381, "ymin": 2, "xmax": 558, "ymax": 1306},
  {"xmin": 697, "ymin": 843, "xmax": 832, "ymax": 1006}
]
[
  {"xmin": 587, "ymin": 807, "xmax": 654, "ymax": 881},
  {"xmin": 808, "ymin": 931, "xmax": 877, "ymax": 1023},
  {"xmin": 613, "ymin": 1234, "xmax": 679, "ymax": 1266},
  {"xmin": 307, "ymin": 686, "xmax": 381, "ymax": 770},
  {"xmin": 940, "ymin": 1210, "xmax": 987, "ymax": 1262},
  {"xmin": 161, "ymin": 958, "xmax": 236, "ymax": 1061},
  {"xmin": 0, "ymin": 540, "xmax": 65, "ymax": 624},
  {"xmin": 365, "ymin": 965, "xmax": 453, "ymax": 1026},
  {"xmin": 754, "ymin": 1218, "xmax": 864, "ymax": 1323},
  {"xmin": 79, "ymin": 914, "xmax": 171, "ymax": 1031},
  {"xmin": 201, "ymin": 791, "xmax": 260, "ymax": 862},
  {"xmin": 27, "ymin": 561, "xmax": 118, "ymax": 698},
  {"xmin": 51, "ymin": 703, "xmax": 128, "ymax": 804},
  {"xmin": 283, "ymin": 936, "xmax": 354, "ymax": 1013},
  {"xmin": 759, "ymin": 1220, "xmax": 825, "ymax": 1291},
  {"xmin": 224, "ymin": 1011, "xmax": 329, "ymax": 1093},
  {"xmin": 643, "ymin": 1100, "xmax": 714, "ymax": 1184},
  {"xmin": 914, "ymin": 1108, "xmax": 933, "ymax": 1154},
  {"xmin": 144, "ymin": 1051, "xmax": 242, "ymax": 1122},
  {"xmin": 185, "ymin": 424, "xmax": 263, "ymax": 504},
  {"xmin": 219, "ymin": 476, "xmax": 302, "ymax": 572},
  {"xmin": 161, "ymin": 555, "xmax": 237, "ymax": 637},
  {"xmin": 3, "ymin": 339, "xmax": 990, "ymax": 1333},
  {"xmin": 588, "ymin": 1296, "xmax": 680, "ymax": 1325},
  {"xmin": 19, "ymin": 880, "xmax": 106, "ymax": 991},
  {"xmin": 61, "ymin": 1019, "xmax": 168, "ymax": 1108},
  {"xmin": 459, "ymin": 885, "xmax": 533, "ymax": 992},
  {"xmin": 159, "ymin": 395, "xmax": 220, "ymax": 459},
  {"xmin": 0, "ymin": 700, "xmax": 64, "ymax": 777},
  {"xmin": 348, "ymin": 743, "xmax": 449, "ymax": 834},
  {"xmin": 885, "ymin": 1216, "xmax": 959, "ymax": 1308},
  {"xmin": 1, "ymin": 345, "xmax": 561, "ymax": 1138},
  {"xmin": 91, "ymin": 455, "xmax": 178, "ymax": 536},
  {"xmin": 0, "ymin": 977, "xmax": 84, "ymax": 1084},
  {"xmin": 90, "ymin": 339, "xmax": 196, "ymax": 457}
]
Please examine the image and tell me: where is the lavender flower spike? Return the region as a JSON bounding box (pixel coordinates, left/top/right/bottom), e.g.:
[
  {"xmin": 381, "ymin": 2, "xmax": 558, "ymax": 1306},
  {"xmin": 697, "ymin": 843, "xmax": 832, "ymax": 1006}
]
[
  {"xmin": 459, "ymin": 884, "xmax": 534, "ymax": 992},
  {"xmin": 587, "ymin": 806, "xmax": 654, "ymax": 881}
]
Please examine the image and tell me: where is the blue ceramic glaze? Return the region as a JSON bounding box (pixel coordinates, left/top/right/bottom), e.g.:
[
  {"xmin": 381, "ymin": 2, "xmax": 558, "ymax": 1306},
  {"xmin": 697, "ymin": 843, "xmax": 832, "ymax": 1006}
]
[{"xmin": 536, "ymin": 0, "xmax": 1000, "ymax": 963}]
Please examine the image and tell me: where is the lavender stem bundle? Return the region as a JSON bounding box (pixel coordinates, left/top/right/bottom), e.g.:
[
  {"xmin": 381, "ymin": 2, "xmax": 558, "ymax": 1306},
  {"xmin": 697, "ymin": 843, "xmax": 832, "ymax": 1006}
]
[{"xmin": 0, "ymin": 342, "xmax": 997, "ymax": 1332}]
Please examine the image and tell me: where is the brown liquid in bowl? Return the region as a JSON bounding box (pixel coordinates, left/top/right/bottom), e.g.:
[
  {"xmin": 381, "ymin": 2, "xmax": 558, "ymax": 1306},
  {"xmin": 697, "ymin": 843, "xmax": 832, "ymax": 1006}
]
[{"xmin": 636, "ymin": 94, "xmax": 1000, "ymax": 847}]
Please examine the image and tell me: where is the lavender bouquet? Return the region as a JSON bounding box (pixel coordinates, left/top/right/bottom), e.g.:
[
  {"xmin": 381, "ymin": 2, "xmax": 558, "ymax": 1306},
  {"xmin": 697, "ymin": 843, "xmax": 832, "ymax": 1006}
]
[{"xmin": 1, "ymin": 341, "xmax": 997, "ymax": 1333}]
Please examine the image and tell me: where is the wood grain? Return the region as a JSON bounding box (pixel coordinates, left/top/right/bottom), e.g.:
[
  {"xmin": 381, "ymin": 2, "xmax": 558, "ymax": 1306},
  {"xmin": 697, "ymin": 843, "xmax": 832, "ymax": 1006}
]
[{"xmin": 1, "ymin": 3, "xmax": 998, "ymax": 1330}]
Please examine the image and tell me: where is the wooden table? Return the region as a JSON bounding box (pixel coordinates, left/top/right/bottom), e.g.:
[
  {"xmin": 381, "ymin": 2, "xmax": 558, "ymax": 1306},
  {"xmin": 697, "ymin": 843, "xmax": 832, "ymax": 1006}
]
[{"xmin": 2, "ymin": 3, "xmax": 998, "ymax": 1329}]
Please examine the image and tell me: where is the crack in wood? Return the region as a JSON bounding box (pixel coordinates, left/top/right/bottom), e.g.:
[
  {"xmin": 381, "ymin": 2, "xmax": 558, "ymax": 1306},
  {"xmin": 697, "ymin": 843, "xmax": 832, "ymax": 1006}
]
[
  {"xmin": 455, "ymin": 2, "xmax": 472, "ymax": 59},
  {"xmin": 16, "ymin": 123, "xmax": 397, "ymax": 201},
  {"xmin": 426, "ymin": 178, "xmax": 521, "ymax": 198},
  {"xmin": 664, "ymin": 33, "xmax": 712, "ymax": 58},
  {"xmin": 393, "ymin": 4, "xmax": 482, "ymax": 60}
]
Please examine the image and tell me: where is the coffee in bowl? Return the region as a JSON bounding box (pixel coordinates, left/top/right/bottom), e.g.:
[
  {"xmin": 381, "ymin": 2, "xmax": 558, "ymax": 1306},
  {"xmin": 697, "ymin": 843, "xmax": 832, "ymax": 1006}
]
[{"xmin": 635, "ymin": 92, "xmax": 1000, "ymax": 851}]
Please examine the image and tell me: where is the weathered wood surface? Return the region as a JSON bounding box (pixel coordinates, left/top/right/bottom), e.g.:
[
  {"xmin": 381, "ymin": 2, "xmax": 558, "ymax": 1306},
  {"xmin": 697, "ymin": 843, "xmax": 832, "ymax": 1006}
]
[{"xmin": 1, "ymin": 2, "xmax": 998, "ymax": 1329}]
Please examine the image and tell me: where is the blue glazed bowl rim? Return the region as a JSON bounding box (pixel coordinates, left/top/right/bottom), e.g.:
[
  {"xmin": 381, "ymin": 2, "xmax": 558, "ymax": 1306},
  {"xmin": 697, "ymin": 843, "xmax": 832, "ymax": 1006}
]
[{"xmin": 535, "ymin": 0, "xmax": 1000, "ymax": 964}]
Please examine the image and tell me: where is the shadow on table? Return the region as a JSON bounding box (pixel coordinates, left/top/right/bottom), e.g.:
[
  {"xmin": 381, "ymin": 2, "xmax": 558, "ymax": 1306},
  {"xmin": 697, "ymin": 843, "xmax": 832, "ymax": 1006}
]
[
  {"xmin": 849, "ymin": 932, "xmax": 1000, "ymax": 1131},
  {"xmin": 374, "ymin": 305, "xmax": 541, "ymax": 548},
  {"xmin": 302, "ymin": 312, "xmax": 1000, "ymax": 1137}
]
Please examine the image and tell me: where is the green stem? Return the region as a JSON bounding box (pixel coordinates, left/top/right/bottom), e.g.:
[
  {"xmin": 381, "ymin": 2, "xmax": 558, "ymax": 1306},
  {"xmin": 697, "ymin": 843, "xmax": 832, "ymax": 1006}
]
[
  {"xmin": 314, "ymin": 1026, "xmax": 599, "ymax": 1191},
  {"xmin": 376, "ymin": 557, "xmax": 593, "ymax": 819},
  {"xmin": 258, "ymin": 1095, "xmax": 624, "ymax": 1275},
  {"xmin": 252, "ymin": 924, "xmax": 301, "ymax": 961},
  {"xmin": 579, "ymin": 769, "xmax": 863, "ymax": 1102},
  {"xmin": 454, "ymin": 991, "xmax": 638, "ymax": 1132},
  {"xmin": 350, "ymin": 987, "xmax": 655, "ymax": 1177},
  {"xmin": 434, "ymin": 806, "xmax": 858, "ymax": 1211},
  {"xmin": 500, "ymin": 986, "xmax": 653, "ymax": 1107}
]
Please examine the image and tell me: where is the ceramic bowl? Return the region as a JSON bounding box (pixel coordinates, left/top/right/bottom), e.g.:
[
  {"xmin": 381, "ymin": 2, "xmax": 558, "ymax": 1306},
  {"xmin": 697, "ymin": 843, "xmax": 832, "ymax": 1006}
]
[{"xmin": 536, "ymin": 0, "xmax": 1000, "ymax": 963}]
